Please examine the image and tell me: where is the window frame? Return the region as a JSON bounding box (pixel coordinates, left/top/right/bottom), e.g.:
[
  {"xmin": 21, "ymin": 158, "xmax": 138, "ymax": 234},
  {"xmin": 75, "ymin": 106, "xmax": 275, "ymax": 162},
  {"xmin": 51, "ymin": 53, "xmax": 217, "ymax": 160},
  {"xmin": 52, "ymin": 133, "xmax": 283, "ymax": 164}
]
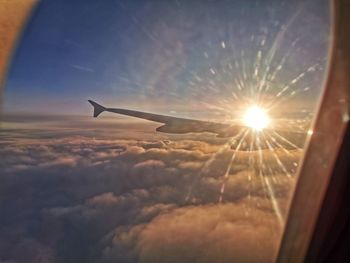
[{"xmin": 276, "ymin": 0, "xmax": 350, "ymax": 262}]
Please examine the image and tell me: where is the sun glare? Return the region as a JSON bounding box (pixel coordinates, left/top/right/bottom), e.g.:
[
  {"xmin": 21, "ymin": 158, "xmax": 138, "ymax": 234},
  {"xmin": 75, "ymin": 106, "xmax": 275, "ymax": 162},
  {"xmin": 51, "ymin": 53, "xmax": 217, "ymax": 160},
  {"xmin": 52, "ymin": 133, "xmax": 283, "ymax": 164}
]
[{"xmin": 243, "ymin": 105, "xmax": 270, "ymax": 131}]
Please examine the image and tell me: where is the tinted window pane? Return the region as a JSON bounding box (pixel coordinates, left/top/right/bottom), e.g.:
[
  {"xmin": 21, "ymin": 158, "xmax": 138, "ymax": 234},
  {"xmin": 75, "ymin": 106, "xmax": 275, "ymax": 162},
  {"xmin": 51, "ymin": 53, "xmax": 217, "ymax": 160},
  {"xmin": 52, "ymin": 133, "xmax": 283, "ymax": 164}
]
[{"xmin": 1, "ymin": 1, "xmax": 331, "ymax": 262}]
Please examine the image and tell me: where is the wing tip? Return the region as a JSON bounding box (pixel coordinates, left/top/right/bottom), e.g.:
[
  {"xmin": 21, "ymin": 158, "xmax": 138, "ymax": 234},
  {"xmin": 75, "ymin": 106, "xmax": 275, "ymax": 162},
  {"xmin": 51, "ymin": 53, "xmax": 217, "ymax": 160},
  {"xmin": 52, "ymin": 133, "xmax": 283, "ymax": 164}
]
[{"xmin": 88, "ymin": 100, "xmax": 106, "ymax": 118}]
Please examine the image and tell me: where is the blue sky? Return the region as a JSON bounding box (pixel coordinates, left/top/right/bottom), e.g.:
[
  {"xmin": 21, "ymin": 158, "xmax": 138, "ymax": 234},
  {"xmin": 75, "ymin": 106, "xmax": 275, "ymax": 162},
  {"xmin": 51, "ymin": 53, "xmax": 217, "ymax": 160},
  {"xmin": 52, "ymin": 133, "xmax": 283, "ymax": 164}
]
[{"xmin": 4, "ymin": 0, "xmax": 330, "ymax": 117}]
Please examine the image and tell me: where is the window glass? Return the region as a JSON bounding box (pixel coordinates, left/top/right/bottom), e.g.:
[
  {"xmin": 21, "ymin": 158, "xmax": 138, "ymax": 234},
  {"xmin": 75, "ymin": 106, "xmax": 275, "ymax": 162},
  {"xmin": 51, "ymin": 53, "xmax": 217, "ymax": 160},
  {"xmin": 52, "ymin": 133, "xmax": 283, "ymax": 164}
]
[{"xmin": 0, "ymin": 1, "xmax": 331, "ymax": 262}]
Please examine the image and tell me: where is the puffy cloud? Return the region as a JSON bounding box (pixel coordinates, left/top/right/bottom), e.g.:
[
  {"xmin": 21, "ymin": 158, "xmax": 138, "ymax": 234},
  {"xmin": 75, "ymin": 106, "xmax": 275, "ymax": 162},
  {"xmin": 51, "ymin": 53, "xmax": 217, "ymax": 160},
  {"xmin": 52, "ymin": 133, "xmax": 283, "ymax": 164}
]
[
  {"xmin": 4, "ymin": 238, "xmax": 53, "ymax": 263},
  {"xmin": 140, "ymin": 141, "xmax": 167, "ymax": 150},
  {"xmin": 0, "ymin": 124, "xmax": 301, "ymax": 263},
  {"xmin": 86, "ymin": 192, "xmax": 121, "ymax": 206},
  {"xmin": 133, "ymin": 160, "xmax": 165, "ymax": 169},
  {"xmin": 102, "ymin": 203, "xmax": 281, "ymax": 263}
]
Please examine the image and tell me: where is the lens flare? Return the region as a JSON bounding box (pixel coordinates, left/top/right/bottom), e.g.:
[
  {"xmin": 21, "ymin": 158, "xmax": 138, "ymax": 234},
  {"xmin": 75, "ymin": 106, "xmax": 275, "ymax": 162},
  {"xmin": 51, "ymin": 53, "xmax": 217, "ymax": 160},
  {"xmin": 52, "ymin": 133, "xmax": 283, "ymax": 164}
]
[{"xmin": 243, "ymin": 105, "xmax": 270, "ymax": 131}]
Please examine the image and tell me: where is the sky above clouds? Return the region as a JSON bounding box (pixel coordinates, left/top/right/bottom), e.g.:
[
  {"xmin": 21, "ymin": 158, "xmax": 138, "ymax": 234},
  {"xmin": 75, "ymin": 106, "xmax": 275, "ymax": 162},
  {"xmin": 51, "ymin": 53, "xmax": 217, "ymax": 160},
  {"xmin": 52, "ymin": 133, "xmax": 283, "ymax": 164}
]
[
  {"xmin": 0, "ymin": 0, "xmax": 331, "ymax": 262},
  {"xmin": 3, "ymin": 0, "xmax": 329, "ymax": 117}
]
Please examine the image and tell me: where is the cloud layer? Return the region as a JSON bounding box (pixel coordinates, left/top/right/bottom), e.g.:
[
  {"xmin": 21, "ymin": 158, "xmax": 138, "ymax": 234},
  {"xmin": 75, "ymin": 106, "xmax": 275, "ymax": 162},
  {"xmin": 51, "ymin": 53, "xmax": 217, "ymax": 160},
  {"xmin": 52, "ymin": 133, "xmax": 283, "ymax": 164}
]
[{"xmin": 0, "ymin": 120, "xmax": 301, "ymax": 263}]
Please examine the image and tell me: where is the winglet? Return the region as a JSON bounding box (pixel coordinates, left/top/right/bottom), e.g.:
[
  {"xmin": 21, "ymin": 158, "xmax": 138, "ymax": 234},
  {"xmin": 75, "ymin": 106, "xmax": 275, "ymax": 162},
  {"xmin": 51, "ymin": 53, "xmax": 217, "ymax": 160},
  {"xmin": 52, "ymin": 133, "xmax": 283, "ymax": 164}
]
[{"xmin": 88, "ymin": 100, "xmax": 106, "ymax": 117}]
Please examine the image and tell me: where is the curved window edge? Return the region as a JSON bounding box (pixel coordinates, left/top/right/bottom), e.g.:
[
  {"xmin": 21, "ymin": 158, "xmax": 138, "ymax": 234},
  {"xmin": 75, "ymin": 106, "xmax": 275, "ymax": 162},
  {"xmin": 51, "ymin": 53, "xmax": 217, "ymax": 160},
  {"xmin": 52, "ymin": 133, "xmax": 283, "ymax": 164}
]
[{"xmin": 276, "ymin": 0, "xmax": 350, "ymax": 262}]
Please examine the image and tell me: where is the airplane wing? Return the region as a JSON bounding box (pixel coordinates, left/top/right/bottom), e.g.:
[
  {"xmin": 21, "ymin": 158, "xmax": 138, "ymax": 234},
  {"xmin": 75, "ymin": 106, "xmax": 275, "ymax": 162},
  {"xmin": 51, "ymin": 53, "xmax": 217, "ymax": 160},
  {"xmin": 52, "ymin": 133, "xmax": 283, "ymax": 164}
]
[
  {"xmin": 88, "ymin": 100, "xmax": 236, "ymax": 136},
  {"xmin": 88, "ymin": 100, "xmax": 309, "ymax": 150}
]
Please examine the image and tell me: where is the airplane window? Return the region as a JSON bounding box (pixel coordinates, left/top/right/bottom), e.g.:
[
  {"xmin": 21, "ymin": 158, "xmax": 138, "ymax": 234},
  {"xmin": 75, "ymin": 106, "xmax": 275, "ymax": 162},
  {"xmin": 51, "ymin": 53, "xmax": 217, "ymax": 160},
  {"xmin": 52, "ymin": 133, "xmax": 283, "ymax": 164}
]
[{"xmin": 0, "ymin": 1, "xmax": 331, "ymax": 263}]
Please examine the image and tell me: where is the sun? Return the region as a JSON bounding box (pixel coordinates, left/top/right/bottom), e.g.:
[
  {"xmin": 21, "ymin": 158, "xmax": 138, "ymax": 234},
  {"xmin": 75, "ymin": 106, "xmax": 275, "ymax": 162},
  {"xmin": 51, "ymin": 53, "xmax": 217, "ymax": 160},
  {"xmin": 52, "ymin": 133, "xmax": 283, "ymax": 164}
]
[{"xmin": 243, "ymin": 105, "xmax": 270, "ymax": 131}]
